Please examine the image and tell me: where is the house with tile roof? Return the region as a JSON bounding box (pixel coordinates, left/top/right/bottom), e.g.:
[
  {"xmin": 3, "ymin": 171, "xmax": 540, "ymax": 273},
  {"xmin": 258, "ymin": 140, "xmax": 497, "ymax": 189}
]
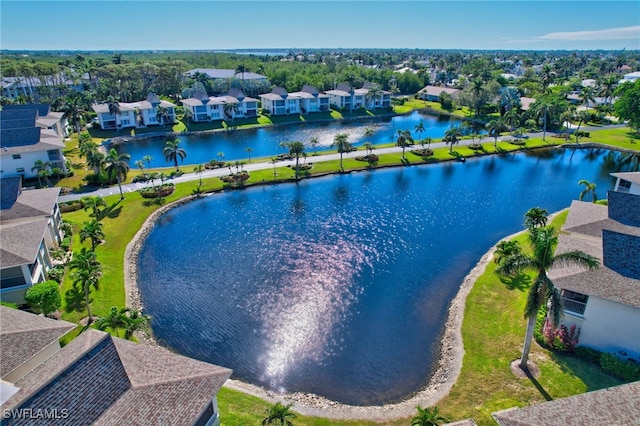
[
  {"xmin": 0, "ymin": 107, "xmax": 67, "ymax": 180},
  {"xmin": 0, "ymin": 307, "xmax": 233, "ymax": 425},
  {"xmin": 0, "ymin": 177, "xmax": 63, "ymax": 305},
  {"xmin": 182, "ymin": 89, "xmax": 258, "ymax": 122},
  {"xmin": 548, "ymin": 172, "xmax": 640, "ymax": 360},
  {"xmin": 92, "ymin": 93, "xmax": 177, "ymax": 130},
  {"xmin": 492, "ymin": 381, "xmax": 640, "ymax": 425}
]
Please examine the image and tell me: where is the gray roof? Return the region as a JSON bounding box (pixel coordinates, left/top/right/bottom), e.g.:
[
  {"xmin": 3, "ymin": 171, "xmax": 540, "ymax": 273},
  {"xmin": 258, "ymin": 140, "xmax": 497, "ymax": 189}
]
[
  {"xmin": 1, "ymin": 325, "xmax": 232, "ymax": 426},
  {"xmin": 0, "ymin": 127, "xmax": 64, "ymax": 154},
  {"xmin": 492, "ymin": 381, "xmax": 640, "ymax": 425},
  {"xmin": 186, "ymin": 68, "xmax": 267, "ymax": 80},
  {"xmin": 0, "ymin": 109, "xmax": 37, "ymax": 123},
  {"xmin": 563, "ymin": 200, "xmax": 640, "ymax": 239},
  {"xmin": 302, "ymin": 85, "xmax": 319, "ymax": 96},
  {"xmin": 0, "ymin": 218, "xmax": 49, "ymax": 268},
  {"xmin": 272, "ymin": 86, "xmax": 288, "ymax": 97},
  {"xmin": 1, "ymin": 183, "xmax": 60, "ymax": 221},
  {"xmin": 0, "ymin": 306, "xmax": 75, "ymax": 378},
  {"xmin": 419, "ymin": 85, "xmax": 461, "ymax": 97},
  {"xmin": 2, "ymin": 104, "xmax": 50, "ymax": 117},
  {"xmin": 611, "ymin": 172, "xmax": 640, "ymax": 185}
]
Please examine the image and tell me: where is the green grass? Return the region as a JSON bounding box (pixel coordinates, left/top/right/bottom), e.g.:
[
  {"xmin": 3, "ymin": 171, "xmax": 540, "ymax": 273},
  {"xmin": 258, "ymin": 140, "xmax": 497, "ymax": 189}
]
[{"xmin": 57, "ymin": 124, "xmax": 638, "ymax": 424}]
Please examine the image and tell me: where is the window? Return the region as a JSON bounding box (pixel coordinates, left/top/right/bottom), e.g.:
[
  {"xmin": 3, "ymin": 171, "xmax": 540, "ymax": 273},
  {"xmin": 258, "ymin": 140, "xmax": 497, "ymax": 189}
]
[
  {"xmin": 618, "ymin": 179, "xmax": 631, "ymax": 193},
  {"xmin": 16, "ymin": 167, "xmax": 25, "ymax": 173},
  {"xmin": 48, "ymin": 150, "xmax": 61, "ymax": 161},
  {"xmin": 562, "ymin": 289, "xmax": 588, "ymax": 315},
  {"xmin": 12, "ymin": 154, "xmax": 21, "ymax": 159}
]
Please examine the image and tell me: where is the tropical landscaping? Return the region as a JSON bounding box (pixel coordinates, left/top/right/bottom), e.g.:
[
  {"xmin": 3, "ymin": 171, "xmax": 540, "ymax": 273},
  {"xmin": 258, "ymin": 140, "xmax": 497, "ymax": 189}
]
[{"xmin": 3, "ymin": 49, "xmax": 640, "ymax": 425}]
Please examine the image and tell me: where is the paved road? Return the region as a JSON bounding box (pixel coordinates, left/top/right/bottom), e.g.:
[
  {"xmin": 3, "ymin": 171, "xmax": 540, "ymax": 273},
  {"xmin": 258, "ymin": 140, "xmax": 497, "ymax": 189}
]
[{"xmin": 57, "ymin": 124, "xmax": 628, "ymax": 202}]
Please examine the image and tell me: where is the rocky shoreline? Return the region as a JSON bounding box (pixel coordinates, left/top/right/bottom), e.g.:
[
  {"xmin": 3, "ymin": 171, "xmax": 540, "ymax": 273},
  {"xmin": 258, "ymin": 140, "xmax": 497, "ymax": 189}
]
[{"xmin": 123, "ymin": 191, "xmax": 505, "ymax": 420}]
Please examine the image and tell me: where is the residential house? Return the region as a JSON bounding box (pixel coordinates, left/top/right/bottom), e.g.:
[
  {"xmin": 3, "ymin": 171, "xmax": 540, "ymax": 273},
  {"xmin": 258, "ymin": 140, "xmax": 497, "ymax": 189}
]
[
  {"xmin": 620, "ymin": 71, "xmax": 640, "ymax": 84},
  {"xmin": 2, "ymin": 104, "xmax": 69, "ymax": 138},
  {"xmin": 1, "ymin": 75, "xmax": 83, "ymax": 102},
  {"xmin": 92, "ymin": 94, "xmax": 177, "ymax": 130},
  {"xmin": 519, "ymin": 97, "xmax": 536, "ymax": 111},
  {"xmin": 492, "ymin": 381, "xmax": 640, "ymax": 425},
  {"xmin": 0, "ymin": 108, "xmax": 67, "ymax": 180},
  {"xmin": 0, "ymin": 307, "xmax": 233, "ymax": 426},
  {"xmin": 184, "ymin": 68, "xmax": 271, "ymax": 96},
  {"xmin": 182, "ymin": 89, "xmax": 258, "ymax": 122},
  {"xmin": 548, "ymin": 172, "xmax": 640, "ymax": 359},
  {"xmin": 353, "ymin": 82, "xmax": 391, "ymax": 110},
  {"xmin": 417, "ymin": 85, "xmax": 461, "ymax": 102},
  {"xmin": 291, "ymin": 85, "xmax": 330, "ymax": 114},
  {"xmin": 0, "ymin": 177, "xmax": 63, "ymax": 304},
  {"xmin": 260, "ymin": 87, "xmax": 301, "ymax": 115},
  {"xmin": 325, "ymin": 83, "xmax": 355, "ymax": 111}
]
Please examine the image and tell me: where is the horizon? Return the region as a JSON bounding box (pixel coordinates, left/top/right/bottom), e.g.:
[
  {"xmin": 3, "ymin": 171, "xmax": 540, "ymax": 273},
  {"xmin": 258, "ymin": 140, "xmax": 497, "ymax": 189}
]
[{"xmin": 1, "ymin": 1, "xmax": 639, "ymax": 51}]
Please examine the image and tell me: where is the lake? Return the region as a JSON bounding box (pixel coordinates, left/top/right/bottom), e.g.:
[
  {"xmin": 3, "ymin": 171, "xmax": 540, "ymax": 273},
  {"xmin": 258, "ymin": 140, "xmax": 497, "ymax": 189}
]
[{"xmin": 136, "ymin": 147, "xmax": 619, "ymax": 406}]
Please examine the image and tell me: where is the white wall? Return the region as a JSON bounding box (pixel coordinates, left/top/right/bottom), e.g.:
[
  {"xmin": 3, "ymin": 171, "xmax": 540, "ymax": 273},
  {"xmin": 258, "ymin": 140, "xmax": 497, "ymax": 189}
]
[
  {"xmin": 0, "ymin": 150, "xmax": 63, "ymax": 179},
  {"xmin": 562, "ymin": 297, "xmax": 640, "ymax": 355}
]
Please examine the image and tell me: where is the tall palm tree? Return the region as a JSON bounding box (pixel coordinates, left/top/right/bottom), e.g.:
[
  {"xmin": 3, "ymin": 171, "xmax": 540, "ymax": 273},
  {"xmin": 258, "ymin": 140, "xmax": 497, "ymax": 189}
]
[
  {"xmin": 579, "ymin": 86, "xmax": 596, "ymax": 108},
  {"xmin": 287, "ymin": 141, "xmax": 306, "ymax": 180},
  {"xmin": 396, "ymin": 129, "xmax": 413, "ymax": 159},
  {"xmin": 578, "ymin": 179, "xmax": 598, "ymax": 202},
  {"xmin": 135, "ymin": 159, "xmax": 145, "ymax": 176},
  {"xmin": 69, "ymin": 247, "xmax": 102, "ymax": 324},
  {"xmin": 365, "ymin": 84, "xmax": 382, "ymax": 110},
  {"xmin": 597, "ymin": 74, "xmax": 618, "ymax": 105},
  {"xmin": 244, "ymin": 147, "xmax": 253, "ymax": 163},
  {"xmin": 524, "ymin": 207, "xmax": 548, "ymax": 229},
  {"xmin": 332, "ymin": 133, "xmax": 351, "ymax": 171},
  {"xmin": 223, "ymin": 102, "xmax": 240, "ymax": 122},
  {"xmin": 411, "ymin": 405, "xmax": 448, "ymax": 426},
  {"xmin": 80, "ymin": 219, "xmax": 105, "ymax": 250},
  {"xmin": 143, "ymin": 155, "xmax": 154, "ymax": 185},
  {"xmin": 163, "ymin": 138, "xmax": 187, "ymax": 171},
  {"xmin": 86, "ymin": 150, "xmax": 105, "ymax": 175},
  {"xmin": 485, "ymin": 119, "xmax": 501, "ymax": 147},
  {"xmin": 496, "ymin": 226, "xmax": 599, "ymax": 370},
  {"xmin": 31, "ymin": 160, "xmax": 52, "ymax": 187},
  {"xmin": 82, "ymin": 196, "xmax": 107, "ymax": 219},
  {"xmin": 503, "ymin": 107, "xmax": 521, "ymax": 134},
  {"xmin": 414, "ymin": 121, "xmax": 426, "ymax": 141},
  {"xmin": 107, "ymin": 97, "xmax": 121, "ymax": 129},
  {"xmin": 194, "ymin": 164, "xmax": 204, "ymax": 186},
  {"xmin": 309, "ymin": 137, "xmax": 320, "ymax": 155},
  {"xmin": 540, "ymin": 64, "xmax": 556, "ymax": 93},
  {"xmin": 156, "ymin": 105, "xmax": 169, "ymax": 127},
  {"xmin": 61, "ymin": 93, "xmax": 86, "ymax": 135},
  {"xmin": 104, "ymin": 148, "xmax": 130, "ymax": 200},
  {"xmin": 235, "ymin": 63, "xmax": 250, "ymax": 88},
  {"xmin": 262, "ymin": 402, "xmax": 297, "ymax": 426},
  {"xmin": 444, "ymin": 127, "xmax": 461, "ymax": 153}
]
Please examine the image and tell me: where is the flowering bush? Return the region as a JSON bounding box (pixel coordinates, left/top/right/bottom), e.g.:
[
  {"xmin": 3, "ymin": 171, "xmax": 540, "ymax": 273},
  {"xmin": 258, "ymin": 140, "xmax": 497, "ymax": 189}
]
[{"xmin": 541, "ymin": 319, "xmax": 580, "ymax": 352}]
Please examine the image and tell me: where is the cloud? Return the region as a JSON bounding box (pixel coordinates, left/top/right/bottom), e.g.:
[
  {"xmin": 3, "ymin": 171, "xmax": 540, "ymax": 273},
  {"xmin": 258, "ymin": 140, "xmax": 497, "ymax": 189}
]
[{"xmin": 535, "ymin": 26, "xmax": 640, "ymax": 41}]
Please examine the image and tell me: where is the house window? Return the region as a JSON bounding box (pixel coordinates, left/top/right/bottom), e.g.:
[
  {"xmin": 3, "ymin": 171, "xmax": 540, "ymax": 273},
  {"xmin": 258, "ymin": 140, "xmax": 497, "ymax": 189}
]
[
  {"xmin": 562, "ymin": 289, "xmax": 588, "ymax": 315},
  {"xmin": 16, "ymin": 167, "xmax": 25, "ymax": 173},
  {"xmin": 12, "ymin": 154, "xmax": 21, "ymax": 159},
  {"xmin": 618, "ymin": 179, "xmax": 631, "ymax": 193},
  {"xmin": 48, "ymin": 150, "xmax": 61, "ymax": 161}
]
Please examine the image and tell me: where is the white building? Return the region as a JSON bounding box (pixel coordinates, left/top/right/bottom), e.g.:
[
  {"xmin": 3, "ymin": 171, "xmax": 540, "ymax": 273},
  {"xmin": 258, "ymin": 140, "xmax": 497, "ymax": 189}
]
[
  {"xmin": 260, "ymin": 87, "xmax": 300, "ymax": 115},
  {"xmin": 417, "ymin": 85, "xmax": 461, "ymax": 102},
  {"xmin": 0, "ymin": 177, "xmax": 63, "ymax": 304},
  {"xmin": 291, "ymin": 85, "xmax": 330, "ymax": 114},
  {"xmin": 182, "ymin": 89, "xmax": 258, "ymax": 122},
  {"xmin": 92, "ymin": 93, "xmax": 177, "ymax": 130},
  {"xmin": 549, "ymin": 172, "xmax": 640, "ymax": 360}
]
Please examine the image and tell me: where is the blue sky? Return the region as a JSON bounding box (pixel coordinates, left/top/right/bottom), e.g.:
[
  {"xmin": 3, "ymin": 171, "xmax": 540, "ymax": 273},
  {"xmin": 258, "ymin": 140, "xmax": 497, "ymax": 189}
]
[{"xmin": 1, "ymin": 1, "xmax": 639, "ymax": 51}]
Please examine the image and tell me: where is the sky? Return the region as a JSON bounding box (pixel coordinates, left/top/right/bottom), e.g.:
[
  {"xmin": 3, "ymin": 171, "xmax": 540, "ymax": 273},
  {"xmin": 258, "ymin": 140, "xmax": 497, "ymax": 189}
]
[{"xmin": 1, "ymin": 1, "xmax": 639, "ymax": 51}]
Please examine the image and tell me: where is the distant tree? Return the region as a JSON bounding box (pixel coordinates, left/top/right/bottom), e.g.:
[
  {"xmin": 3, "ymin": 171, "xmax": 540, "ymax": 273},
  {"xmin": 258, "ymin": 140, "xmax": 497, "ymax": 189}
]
[
  {"xmin": 194, "ymin": 164, "xmax": 204, "ymax": 186},
  {"xmin": 244, "ymin": 146, "xmax": 253, "ymax": 162},
  {"xmin": 578, "ymin": 179, "xmax": 598, "ymax": 202},
  {"xmin": 485, "ymin": 119, "xmax": 502, "ymax": 146},
  {"xmin": 524, "ymin": 207, "xmax": 548, "ymax": 230},
  {"xmin": 444, "ymin": 127, "xmax": 462, "ymax": 152},
  {"xmin": 332, "ymin": 133, "xmax": 352, "ymax": 171},
  {"xmin": 309, "ymin": 136, "xmax": 320, "ymax": 155},
  {"xmin": 396, "ymin": 129, "xmax": 413, "ymax": 159},
  {"xmin": 287, "ymin": 141, "xmax": 306, "ymax": 180},
  {"xmin": 25, "ymin": 280, "xmax": 61, "ymax": 317},
  {"xmin": 614, "ymin": 80, "xmax": 640, "ymax": 131},
  {"xmin": 414, "ymin": 121, "xmax": 426, "ymax": 141}
]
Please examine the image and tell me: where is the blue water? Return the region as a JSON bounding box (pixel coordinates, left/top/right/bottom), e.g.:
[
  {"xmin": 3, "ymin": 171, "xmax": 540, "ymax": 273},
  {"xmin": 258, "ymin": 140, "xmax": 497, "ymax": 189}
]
[
  {"xmin": 136, "ymin": 147, "xmax": 619, "ymax": 406},
  {"xmin": 116, "ymin": 111, "xmax": 459, "ymax": 168}
]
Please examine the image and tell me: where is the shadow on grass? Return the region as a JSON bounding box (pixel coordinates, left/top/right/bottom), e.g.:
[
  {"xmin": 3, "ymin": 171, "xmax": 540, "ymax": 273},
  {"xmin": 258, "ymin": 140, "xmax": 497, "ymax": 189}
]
[
  {"xmin": 499, "ymin": 274, "xmax": 532, "ymax": 292},
  {"xmin": 524, "ymin": 368, "xmax": 553, "ymax": 401},
  {"xmin": 64, "ymin": 284, "xmax": 86, "ymax": 314},
  {"xmin": 97, "ymin": 202, "xmax": 123, "ymax": 220},
  {"xmin": 548, "ymin": 351, "xmax": 625, "ymax": 392},
  {"xmin": 142, "ymin": 197, "xmax": 167, "ymax": 207}
]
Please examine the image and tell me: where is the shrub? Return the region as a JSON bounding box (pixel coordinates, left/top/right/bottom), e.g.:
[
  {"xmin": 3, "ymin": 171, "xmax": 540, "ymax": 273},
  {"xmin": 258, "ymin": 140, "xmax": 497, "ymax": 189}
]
[
  {"xmin": 468, "ymin": 143, "xmax": 484, "ymax": 151},
  {"xmin": 25, "ymin": 280, "xmax": 61, "ymax": 316},
  {"xmin": 411, "ymin": 148, "xmax": 434, "ymax": 157},
  {"xmin": 60, "ymin": 235, "xmax": 72, "ymax": 252},
  {"xmin": 59, "ymin": 201, "xmax": 84, "ymax": 213},
  {"xmin": 600, "ymin": 353, "xmax": 640, "ymax": 381},
  {"xmin": 46, "ymin": 265, "xmax": 65, "ymax": 283},
  {"xmin": 132, "ymin": 174, "xmax": 150, "ymax": 183},
  {"xmin": 220, "ymin": 172, "xmax": 250, "ymax": 184},
  {"xmin": 139, "ymin": 184, "xmax": 175, "ymax": 198},
  {"xmin": 575, "ymin": 346, "xmax": 602, "ymax": 364},
  {"xmin": 541, "ymin": 320, "xmax": 580, "ymax": 352}
]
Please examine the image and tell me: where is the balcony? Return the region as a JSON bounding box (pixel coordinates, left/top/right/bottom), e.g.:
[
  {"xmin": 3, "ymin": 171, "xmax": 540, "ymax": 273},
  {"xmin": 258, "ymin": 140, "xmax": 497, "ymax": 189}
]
[{"xmin": 562, "ymin": 297, "xmax": 587, "ymax": 315}]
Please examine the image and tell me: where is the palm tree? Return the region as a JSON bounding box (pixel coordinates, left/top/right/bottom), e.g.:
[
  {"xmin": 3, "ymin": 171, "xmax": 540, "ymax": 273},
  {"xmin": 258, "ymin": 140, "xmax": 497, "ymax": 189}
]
[
  {"xmin": 86, "ymin": 150, "xmax": 105, "ymax": 175},
  {"xmin": 540, "ymin": 64, "xmax": 556, "ymax": 93},
  {"xmin": 69, "ymin": 247, "xmax": 102, "ymax": 324},
  {"xmin": 287, "ymin": 141, "xmax": 306, "ymax": 180},
  {"xmin": 396, "ymin": 129, "xmax": 413, "ymax": 159},
  {"xmin": 424, "ymin": 136, "xmax": 433, "ymax": 149},
  {"xmin": 503, "ymin": 107, "xmax": 521, "ymax": 134},
  {"xmin": 156, "ymin": 105, "xmax": 169, "ymax": 127},
  {"xmin": 96, "ymin": 306, "xmax": 129, "ymax": 337},
  {"xmin": 123, "ymin": 309, "xmax": 151, "ymax": 340},
  {"xmin": 31, "ymin": 160, "xmax": 52, "ymax": 187},
  {"xmin": 332, "ymin": 133, "xmax": 351, "ymax": 171},
  {"xmin": 573, "ymin": 110, "xmax": 591, "ymax": 144},
  {"xmin": 309, "ymin": 137, "xmax": 320, "ymax": 155},
  {"xmin": 411, "ymin": 406, "xmax": 448, "ymax": 426},
  {"xmin": 524, "ymin": 207, "xmax": 548, "ymax": 230},
  {"xmin": 135, "ymin": 159, "xmax": 145, "ymax": 177},
  {"xmin": 262, "ymin": 402, "xmax": 297, "ymax": 426},
  {"xmin": 223, "ymin": 102, "xmax": 240, "ymax": 122},
  {"xmin": 61, "ymin": 93, "xmax": 89, "ymax": 135},
  {"xmin": 496, "ymin": 226, "xmax": 599, "ymax": 370},
  {"xmin": 80, "ymin": 219, "xmax": 105, "ymax": 250},
  {"xmin": 578, "ymin": 179, "xmax": 598, "ymax": 202},
  {"xmin": 444, "ymin": 127, "xmax": 461, "ymax": 153},
  {"xmin": 414, "ymin": 121, "xmax": 426, "ymax": 141},
  {"xmin": 235, "ymin": 63, "xmax": 250, "ymax": 88},
  {"xmin": 494, "ymin": 240, "xmax": 522, "ymax": 264},
  {"xmin": 82, "ymin": 196, "xmax": 107, "ymax": 219},
  {"xmin": 163, "ymin": 138, "xmax": 187, "ymax": 171},
  {"xmin": 597, "ymin": 74, "xmax": 618, "ymax": 105},
  {"xmin": 365, "ymin": 84, "xmax": 382, "ymax": 110},
  {"xmin": 244, "ymin": 147, "xmax": 253, "ymax": 163},
  {"xmin": 194, "ymin": 164, "xmax": 204, "ymax": 186},
  {"xmin": 104, "ymin": 148, "xmax": 130, "ymax": 200},
  {"xmin": 485, "ymin": 119, "xmax": 501, "ymax": 147},
  {"xmin": 107, "ymin": 97, "xmax": 121, "ymax": 130},
  {"xmin": 579, "ymin": 86, "xmax": 596, "ymax": 108}
]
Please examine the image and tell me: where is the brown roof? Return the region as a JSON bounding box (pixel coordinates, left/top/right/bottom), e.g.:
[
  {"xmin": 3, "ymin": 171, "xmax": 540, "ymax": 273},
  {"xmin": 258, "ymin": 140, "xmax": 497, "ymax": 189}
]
[
  {"xmin": 0, "ymin": 218, "xmax": 50, "ymax": 268},
  {"xmin": 492, "ymin": 381, "xmax": 640, "ymax": 425},
  {"xmin": 0, "ymin": 307, "xmax": 75, "ymax": 378},
  {"xmin": 1, "ymin": 324, "xmax": 232, "ymax": 425}
]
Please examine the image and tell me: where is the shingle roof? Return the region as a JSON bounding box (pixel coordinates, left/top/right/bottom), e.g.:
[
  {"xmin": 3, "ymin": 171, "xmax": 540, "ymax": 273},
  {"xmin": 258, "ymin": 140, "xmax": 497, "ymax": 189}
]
[
  {"xmin": 272, "ymin": 87, "xmax": 288, "ymax": 97},
  {"xmin": 0, "ymin": 307, "xmax": 75, "ymax": 378},
  {"xmin": 612, "ymin": 172, "xmax": 640, "ymax": 185},
  {"xmin": 2, "ymin": 104, "xmax": 50, "ymax": 117},
  {"xmin": 0, "ymin": 218, "xmax": 49, "ymax": 268},
  {"xmin": 492, "ymin": 381, "xmax": 640, "ymax": 426},
  {"xmin": 563, "ymin": 200, "xmax": 640, "ymax": 238},
  {"xmin": 0, "ymin": 127, "xmax": 64, "ymax": 154},
  {"xmin": 0, "ymin": 184, "xmax": 60, "ymax": 221},
  {"xmin": 302, "ymin": 85, "xmax": 319, "ymax": 96},
  {"xmin": 1, "ymin": 325, "xmax": 233, "ymax": 426},
  {"xmin": 185, "ymin": 68, "xmax": 267, "ymax": 80},
  {"xmin": 0, "ymin": 109, "xmax": 37, "ymax": 123}
]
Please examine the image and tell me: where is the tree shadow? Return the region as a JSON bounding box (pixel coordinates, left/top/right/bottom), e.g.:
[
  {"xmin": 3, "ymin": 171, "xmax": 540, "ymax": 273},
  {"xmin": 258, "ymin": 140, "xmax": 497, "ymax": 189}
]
[
  {"xmin": 142, "ymin": 197, "xmax": 166, "ymax": 207},
  {"xmin": 64, "ymin": 285, "xmax": 86, "ymax": 313},
  {"xmin": 499, "ymin": 273, "xmax": 532, "ymax": 291},
  {"xmin": 96, "ymin": 202, "xmax": 123, "ymax": 220},
  {"xmin": 524, "ymin": 368, "xmax": 553, "ymax": 401},
  {"xmin": 548, "ymin": 351, "xmax": 624, "ymax": 392}
]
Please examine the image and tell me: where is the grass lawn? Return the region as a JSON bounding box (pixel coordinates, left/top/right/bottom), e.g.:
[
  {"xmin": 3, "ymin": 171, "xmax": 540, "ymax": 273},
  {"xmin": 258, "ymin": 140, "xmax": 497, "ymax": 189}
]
[{"xmin": 56, "ymin": 123, "xmax": 638, "ymax": 424}]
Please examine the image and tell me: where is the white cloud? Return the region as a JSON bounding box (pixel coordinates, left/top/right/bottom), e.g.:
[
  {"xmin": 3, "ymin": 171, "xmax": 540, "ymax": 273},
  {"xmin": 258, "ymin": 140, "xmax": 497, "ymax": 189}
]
[{"xmin": 535, "ymin": 26, "xmax": 640, "ymax": 41}]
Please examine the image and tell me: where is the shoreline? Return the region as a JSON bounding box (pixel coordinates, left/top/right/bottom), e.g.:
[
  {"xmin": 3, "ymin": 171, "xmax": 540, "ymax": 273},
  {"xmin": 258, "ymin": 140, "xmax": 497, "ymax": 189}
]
[{"xmin": 123, "ymin": 190, "xmax": 507, "ymax": 420}]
